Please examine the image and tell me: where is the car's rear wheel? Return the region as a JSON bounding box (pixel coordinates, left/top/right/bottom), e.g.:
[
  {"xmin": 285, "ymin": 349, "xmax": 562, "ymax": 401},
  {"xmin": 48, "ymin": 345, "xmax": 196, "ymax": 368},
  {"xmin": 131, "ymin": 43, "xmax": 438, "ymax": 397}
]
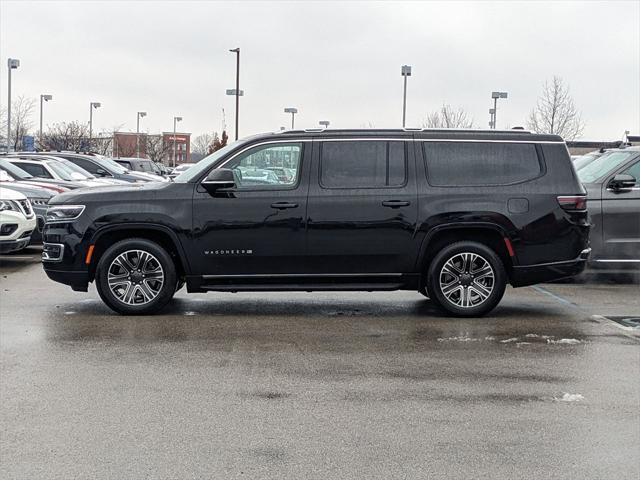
[
  {"xmin": 427, "ymin": 241, "xmax": 506, "ymax": 317},
  {"xmin": 95, "ymin": 238, "xmax": 177, "ymax": 315}
]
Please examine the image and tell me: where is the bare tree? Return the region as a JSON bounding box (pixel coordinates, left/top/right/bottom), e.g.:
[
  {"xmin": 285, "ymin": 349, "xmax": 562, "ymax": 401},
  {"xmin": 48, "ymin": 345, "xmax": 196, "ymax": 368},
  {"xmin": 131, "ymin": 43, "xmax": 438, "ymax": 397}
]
[
  {"xmin": 2, "ymin": 95, "xmax": 37, "ymax": 149},
  {"xmin": 527, "ymin": 76, "xmax": 584, "ymax": 140},
  {"xmin": 423, "ymin": 104, "xmax": 474, "ymax": 129},
  {"xmin": 192, "ymin": 133, "xmax": 214, "ymax": 156},
  {"xmin": 209, "ymin": 130, "xmax": 229, "ymax": 154},
  {"xmin": 145, "ymin": 135, "xmax": 172, "ymax": 165},
  {"xmin": 42, "ymin": 121, "xmax": 90, "ymax": 151}
]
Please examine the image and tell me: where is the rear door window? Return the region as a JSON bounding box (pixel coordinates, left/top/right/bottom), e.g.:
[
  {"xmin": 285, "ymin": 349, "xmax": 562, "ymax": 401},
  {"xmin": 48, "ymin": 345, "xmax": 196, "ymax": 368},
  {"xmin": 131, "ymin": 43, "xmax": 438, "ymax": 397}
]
[
  {"xmin": 320, "ymin": 141, "xmax": 406, "ymax": 188},
  {"xmin": 68, "ymin": 158, "xmax": 100, "ymax": 175},
  {"xmin": 423, "ymin": 142, "xmax": 542, "ymax": 186},
  {"xmin": 14, "ymin": 162, "xmax": 52, "ymax": 179}
]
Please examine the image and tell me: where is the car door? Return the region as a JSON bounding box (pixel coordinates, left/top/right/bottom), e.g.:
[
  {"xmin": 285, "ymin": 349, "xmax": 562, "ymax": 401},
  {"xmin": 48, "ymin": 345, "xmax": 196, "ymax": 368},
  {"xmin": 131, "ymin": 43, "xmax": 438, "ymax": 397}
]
[
  {"xmin": 306, "ymin": 138, "xmax": 419, "ymax": 274},
  {"xmin": 601, "ymin": 158, "xmax": 640, "ymax": 260},
  {"xmin": 191, "ymin": 141, "xmax": 310, "ymax": 277}
]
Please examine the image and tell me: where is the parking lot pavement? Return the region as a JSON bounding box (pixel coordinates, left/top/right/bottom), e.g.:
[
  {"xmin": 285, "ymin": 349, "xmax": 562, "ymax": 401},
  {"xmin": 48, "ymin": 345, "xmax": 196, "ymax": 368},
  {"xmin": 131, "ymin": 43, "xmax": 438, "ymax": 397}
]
[{"xmin": 1, "ymin": 252, "xmax": 639, "ymax": 479}]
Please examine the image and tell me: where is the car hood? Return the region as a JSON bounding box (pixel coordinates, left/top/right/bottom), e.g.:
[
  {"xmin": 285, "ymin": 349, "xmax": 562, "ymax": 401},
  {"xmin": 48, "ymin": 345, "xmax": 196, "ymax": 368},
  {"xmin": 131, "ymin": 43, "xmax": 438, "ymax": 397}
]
[
  {"xmin": 49, "ymin": 180, "xmax": 181, "ymax": 205},
  {"xmin": 126, "ymin": 171, "xmax": 167, "ymax": 182},
  {"xmin": 0, "ymin": 182, "xmax": 54, "ymax": 199}
]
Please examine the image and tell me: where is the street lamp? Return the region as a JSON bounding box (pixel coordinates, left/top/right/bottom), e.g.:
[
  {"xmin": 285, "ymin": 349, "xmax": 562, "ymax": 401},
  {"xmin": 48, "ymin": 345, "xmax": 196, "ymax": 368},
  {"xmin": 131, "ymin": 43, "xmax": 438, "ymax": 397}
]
[
  {"xmin": 173, "ymin": 116, "xmax": 182, "ymax": 167},
  {"xmin": 490, "ymin": 91, "xmax": 508, "ymax": 129},
  {"xmin": 489, "ymin": 108, "xmax": 495, "ymax": 129},
  {"xmin": 228, "ymin": 47, "xmax": 241, "ymax": 141},
  {"xmin": 89, "ymin": 102, "xmax": 101, "ymax": 143},
  {"xmin": 401, "ymin": 65, "xmax": 412, "ymax": 128},
  {"xmin": 6, "ymin": 58, "xmax": 20, "ymax": 152},
  {"xmin": 136, "ymin": 111, "xmax": 147, "ymax": 158},
  {"xmin": 39, "ymin": 94, "xmax": 53, "ymax": 143},
  {"xmin": 319, "ymin": 120, "xmax": 330, "ymax": 129},
  {"xmin": 284, "ymin": 107, "xmax": 298, "ymax": 129}
]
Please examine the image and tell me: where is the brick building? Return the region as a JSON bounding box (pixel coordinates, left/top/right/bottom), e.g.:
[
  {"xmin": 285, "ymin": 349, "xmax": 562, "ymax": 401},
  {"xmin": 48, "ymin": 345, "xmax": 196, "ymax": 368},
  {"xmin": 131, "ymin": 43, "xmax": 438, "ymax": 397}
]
[{"xmin": 111, "ymin": 131, "xmax": 191, "ymax": 166}]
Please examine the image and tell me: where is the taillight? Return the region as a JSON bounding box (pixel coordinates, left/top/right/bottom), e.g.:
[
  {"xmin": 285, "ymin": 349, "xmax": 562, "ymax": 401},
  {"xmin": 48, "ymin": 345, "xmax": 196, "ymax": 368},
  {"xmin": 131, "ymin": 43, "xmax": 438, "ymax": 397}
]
[{"xmin": 557, "ymin": 195, "xmax": 587, "ymax": 211}]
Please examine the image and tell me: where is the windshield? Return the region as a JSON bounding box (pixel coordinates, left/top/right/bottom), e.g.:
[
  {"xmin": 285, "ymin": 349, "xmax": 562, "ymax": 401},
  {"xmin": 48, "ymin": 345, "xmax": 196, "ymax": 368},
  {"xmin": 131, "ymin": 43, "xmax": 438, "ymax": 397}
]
[
  {"xmin": 577, "ymin": 151, "xmax": 638, "ymax": 183},
  {"xmin": 47, "ymin": 161, "xmax": 83, "ymax": 181},
  {"xmin": 57, "ymin": 159, "xmax": 95, "ymax": 179},
  {"xmin": 97, "ymin": 157, "xmax": 129, "ymax": 174},
  {"xmin": 174, "ymin": 142, "xmax": 242, "ymax": 182},
  {"xmin": 573, "ymin": 154, "xmax": 599, "ymax": 171},
  {"xmin": 0, "ymin": 159, "xmax": 33, "ymax": 179}
]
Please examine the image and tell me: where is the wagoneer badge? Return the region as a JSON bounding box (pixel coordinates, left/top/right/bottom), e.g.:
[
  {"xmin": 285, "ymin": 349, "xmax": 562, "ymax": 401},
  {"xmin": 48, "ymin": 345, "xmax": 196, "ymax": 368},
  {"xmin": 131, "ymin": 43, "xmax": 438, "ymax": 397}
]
[{"xmin": 204, "ymin": 249, "xmax": 253, "ymax": 256}]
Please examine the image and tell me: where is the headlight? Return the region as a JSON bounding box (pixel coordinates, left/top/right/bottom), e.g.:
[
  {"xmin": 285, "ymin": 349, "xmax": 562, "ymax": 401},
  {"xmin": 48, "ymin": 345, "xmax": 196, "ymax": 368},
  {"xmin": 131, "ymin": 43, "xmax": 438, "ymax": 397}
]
[
  {"xmin": 45, "ymin": 205, "xmax": 85, "ymax": 223},
  {"xmin": 0, "ymin": 200, "xmax": 19, "ymax": 212}
]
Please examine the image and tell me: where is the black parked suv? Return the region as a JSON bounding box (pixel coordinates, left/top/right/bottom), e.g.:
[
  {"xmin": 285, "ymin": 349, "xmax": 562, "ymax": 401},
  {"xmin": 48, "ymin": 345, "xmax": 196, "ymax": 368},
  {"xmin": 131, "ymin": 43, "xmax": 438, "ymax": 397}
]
[{"xmin": 42, "ymin": 129, "xmax": 590, "ymax": 316}]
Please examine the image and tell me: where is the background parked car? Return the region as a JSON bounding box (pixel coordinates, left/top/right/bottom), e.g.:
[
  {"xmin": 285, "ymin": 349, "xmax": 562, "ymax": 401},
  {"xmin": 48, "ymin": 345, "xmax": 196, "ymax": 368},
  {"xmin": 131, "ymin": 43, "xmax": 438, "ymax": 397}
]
[
  {"xmin": 0, "ymin": 179, "xmax": 53, "ymax": 243},
  {"xmin": 32, "ymin": 152, "xmax": 163, "ymax": 183},
  {"xmin": 168, "ymin": 163, "xmax": 196, "ymax": 179},
  {"xmin": 0, "ymin": 158, "xmax": 72, "ymax": 193},
  {"xmin": 114, "ymin": 157, "xmax": 167, "ymax": 177},
  {"xmin": 0, "ymin": 187, "xmax": 37, "ymax": 253},
  {"xmin": 578, "ymin": 146, "xmax": 640, "ymax": 269},
  {"xmin": 7, "ymin": 157, "xmax": 112, "ymax": 188}
]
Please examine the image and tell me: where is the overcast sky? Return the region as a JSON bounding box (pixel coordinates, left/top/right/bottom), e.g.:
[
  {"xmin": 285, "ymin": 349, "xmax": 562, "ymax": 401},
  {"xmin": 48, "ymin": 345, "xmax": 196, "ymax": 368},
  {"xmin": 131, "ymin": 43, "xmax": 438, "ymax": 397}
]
[{"xmin": 1, "ymin": 0, "xmax": 638, "ymax": 140}]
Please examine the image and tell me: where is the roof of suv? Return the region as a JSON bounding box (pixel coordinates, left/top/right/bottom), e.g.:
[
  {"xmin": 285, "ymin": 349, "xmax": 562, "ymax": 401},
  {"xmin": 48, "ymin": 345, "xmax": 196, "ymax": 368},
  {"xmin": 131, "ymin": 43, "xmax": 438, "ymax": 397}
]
[{"xmin": 256, "ymin": 128, "xmax": 564, "ymax": 143}]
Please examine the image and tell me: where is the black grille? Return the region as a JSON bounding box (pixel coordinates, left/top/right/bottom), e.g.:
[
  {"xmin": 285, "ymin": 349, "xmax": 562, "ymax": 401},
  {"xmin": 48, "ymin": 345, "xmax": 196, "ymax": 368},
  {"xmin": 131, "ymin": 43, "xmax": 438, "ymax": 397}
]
[{"xmin": 18, "ymin": 199, "xmax": 32, "ymax": 216}]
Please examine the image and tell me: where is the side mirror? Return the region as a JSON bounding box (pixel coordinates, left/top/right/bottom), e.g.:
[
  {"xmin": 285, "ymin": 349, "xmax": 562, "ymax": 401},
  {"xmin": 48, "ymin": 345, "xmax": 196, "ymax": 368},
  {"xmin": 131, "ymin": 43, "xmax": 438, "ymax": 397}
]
[
  {"xmin": 608, "ymin": 174, "xmax": 636, "ymax": 192},
  {"xmin": 202, "ymin": 168, "xmax": 236, "ymax": 191}
]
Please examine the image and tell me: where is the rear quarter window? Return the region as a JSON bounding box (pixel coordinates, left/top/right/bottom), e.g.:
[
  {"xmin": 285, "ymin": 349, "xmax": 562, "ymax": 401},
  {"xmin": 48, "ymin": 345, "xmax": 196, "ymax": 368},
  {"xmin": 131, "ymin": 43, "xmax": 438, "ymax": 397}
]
[{"xmin": 423, "ymin": 142, "xmax": 542, "ymax": 186}]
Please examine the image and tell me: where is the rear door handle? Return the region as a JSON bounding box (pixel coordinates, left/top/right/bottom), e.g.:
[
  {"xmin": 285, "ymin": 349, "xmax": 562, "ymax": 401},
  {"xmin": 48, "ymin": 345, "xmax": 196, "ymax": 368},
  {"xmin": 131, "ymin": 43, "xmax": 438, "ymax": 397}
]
[
  {"xmin": 382, "ymin": 200, "xmax": 410, "ymax": 208},
  {"xmin": 271, "ymin": 202, "xmax": 298, "ymax": 210}
]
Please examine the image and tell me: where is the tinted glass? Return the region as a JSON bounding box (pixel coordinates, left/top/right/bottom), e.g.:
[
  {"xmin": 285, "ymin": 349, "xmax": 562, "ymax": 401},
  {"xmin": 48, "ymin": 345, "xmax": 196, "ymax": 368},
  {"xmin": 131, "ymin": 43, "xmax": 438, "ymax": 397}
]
[
  {"xmin": 622, "ymin": 161, "xmax": 640, "ymax": 185},
  {"xmin": 69, "ymin": 158, "xmax": 100, "ymax": 174},
  {"xmin": 424, "ymin": 142, "xmax": 541, "ymax": 186},
  {"xmin": 0, "ymin": 159, "xmax": 32, "ymax": 179},
  {"xmin": 228, "ymin": 143, "xmax": 302, "ymax": 188},
  {"xmin": 577, "ymin": 151, "xmax": 637, "ymax": 183},
  {"xmin": 320, "ymin": 141, "xmax": 406, "ymax": 188},
  {"xmin": 15, "ymin": 163, "xmax": 51, "ymax": 179}
]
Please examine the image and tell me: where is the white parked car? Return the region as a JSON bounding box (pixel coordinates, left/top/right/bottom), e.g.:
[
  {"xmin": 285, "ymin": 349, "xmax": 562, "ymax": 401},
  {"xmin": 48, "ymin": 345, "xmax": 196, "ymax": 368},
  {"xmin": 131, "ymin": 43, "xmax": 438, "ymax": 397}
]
[
  {"xmin": 7, "ymin": 158, "xmax": 112, "ymax": 188},
  {"xmin": 0, "ymin": 187, "xmax": 37, "ymax": 253}
]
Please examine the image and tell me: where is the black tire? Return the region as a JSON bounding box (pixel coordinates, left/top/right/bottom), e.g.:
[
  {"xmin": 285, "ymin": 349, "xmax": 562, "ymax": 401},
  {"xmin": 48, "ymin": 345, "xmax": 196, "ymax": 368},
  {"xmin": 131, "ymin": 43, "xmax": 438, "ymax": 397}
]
[
  {"xmin": 426, "ymin": 241, "xmax": 506, "ymax": 317},
  {"xmin": 95, "ymin": 238, "xmax": 177, "ymax": 315}
]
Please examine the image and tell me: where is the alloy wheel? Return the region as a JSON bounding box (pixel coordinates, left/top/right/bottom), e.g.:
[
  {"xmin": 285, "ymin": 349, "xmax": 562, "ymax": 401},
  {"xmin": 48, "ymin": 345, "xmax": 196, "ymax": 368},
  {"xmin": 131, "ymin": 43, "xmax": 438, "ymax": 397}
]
[
  {"xmin": 439, "ymin": 252, "xmax": 495, "ymax": 308},
  {"xmin": 107, "ymin": 249, "xmax": 164, "ymax": 305}
]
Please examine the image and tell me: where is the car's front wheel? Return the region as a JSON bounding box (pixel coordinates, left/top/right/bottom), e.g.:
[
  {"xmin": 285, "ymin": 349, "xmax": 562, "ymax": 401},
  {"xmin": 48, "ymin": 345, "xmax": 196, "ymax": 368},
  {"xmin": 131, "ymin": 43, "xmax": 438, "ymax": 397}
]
[
  {"xmin": 427, "ymin": 241, "xmax": 507, "ymax": 317},
  {"xmin": 95, "ymin": 238, "xmax": 177, "ymax": 315}
]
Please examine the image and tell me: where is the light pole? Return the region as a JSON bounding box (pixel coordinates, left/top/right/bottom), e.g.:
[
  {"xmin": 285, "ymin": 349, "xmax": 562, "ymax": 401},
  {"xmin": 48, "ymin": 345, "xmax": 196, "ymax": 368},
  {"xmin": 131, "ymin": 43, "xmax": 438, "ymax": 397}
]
[
  {"xmin": 319, "ymin": 120, "xmax": 330, "ymax": 129},
  {"xmin": 401, "ymin": 65, "xmax": 412, "ymax": 128},
  {"xmin": 284, "ymin": 107, "xmax": 298, "ymax": 129},
  {"xmin": 490, "ymin": 92, "xmax": 508, "ymax": 129},
  {"xmin": 6, "ymin": 58, "xmax": 20, "ymax": 151},
  {"xmin": 173, "ymin": 116, "xmax": 182, "ymax": 167},
  {"xmin": 136, "ymin": 111, "xmax": 147, "ymax": 158},
  {"xmin": 89, "ymin": 102, "xmax": 101, "ymax": 144},
  {"xmin": 489, "ymin": 108, "xmax": 495, "ymax": 129},
  {"xmin": 39, "ymin": 94, "xmax": 53, "ymax": 143},
  {"xmin": 229, "ymin": 48, "xmax": 240, "ymax": 140}
]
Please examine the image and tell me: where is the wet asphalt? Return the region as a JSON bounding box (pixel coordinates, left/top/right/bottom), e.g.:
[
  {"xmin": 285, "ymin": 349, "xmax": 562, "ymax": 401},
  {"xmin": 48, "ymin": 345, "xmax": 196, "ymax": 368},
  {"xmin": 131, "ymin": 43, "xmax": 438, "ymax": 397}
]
[{"xmin": 1, "ymin": 247, "xmax": 639, "ymax": 479}]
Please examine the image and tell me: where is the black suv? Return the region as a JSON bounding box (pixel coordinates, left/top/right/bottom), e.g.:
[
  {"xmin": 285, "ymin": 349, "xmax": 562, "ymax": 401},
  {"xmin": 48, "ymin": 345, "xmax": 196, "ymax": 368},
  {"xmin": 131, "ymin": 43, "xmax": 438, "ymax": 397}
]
[{"xmin": 42, "ymin": 129, "xmax": 590, "ymax": 316}]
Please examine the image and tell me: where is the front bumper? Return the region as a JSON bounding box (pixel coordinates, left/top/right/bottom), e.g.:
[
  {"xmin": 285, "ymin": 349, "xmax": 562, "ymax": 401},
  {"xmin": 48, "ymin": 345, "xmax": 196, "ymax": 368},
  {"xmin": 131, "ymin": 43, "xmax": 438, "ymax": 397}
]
[
  {"xmin": 511, "ymin": 248, "xmax": 591, "ymax": 287},
  {"xmin": 43, "ymin": 269, "xmax": 89, "ymax": 292},
  {"xmin": 0, "ymin": 236, "xmax": 32, "ymax": 253}
]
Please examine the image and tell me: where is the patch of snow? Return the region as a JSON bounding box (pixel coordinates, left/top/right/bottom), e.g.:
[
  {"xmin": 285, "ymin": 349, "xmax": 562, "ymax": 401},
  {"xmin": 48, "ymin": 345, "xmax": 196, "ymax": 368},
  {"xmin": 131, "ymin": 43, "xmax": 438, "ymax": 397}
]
[
  {"xmin": 437, "ymin": 335, "xmax": 480, "ymax": 342},
  {"xmin": 516, "ymin": 342, "xmax": 532, "ymax": 346},
  {"xmin": 183, "ymin": 311, "xmax": 197, "ymax": 316},
  {"xmin": 64, "ymin": 311, "xmax": 76, "ymax": 315},
  {"xmin": 525, "ymin": 333, "xmax": 551, "ymax": 339},
  {"xmin": 500, "ymin": 337, "xmax": 519, "ymax": 343},
  {"xmin": 547, "ymin": 338, "xmax": 581, "ymax": 345},
  {"xmin": 555, "ymin": 393, "xmax": 585, "ymax": 402},
  {"xmin": 484, "ymin": 336, "xmax": 496, "ymax": 341}
]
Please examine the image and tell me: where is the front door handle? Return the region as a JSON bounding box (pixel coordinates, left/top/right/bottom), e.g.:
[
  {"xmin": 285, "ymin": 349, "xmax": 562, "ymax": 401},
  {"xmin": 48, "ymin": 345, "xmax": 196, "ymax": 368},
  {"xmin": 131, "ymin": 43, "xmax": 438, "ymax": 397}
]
[
  {"xmin": 382, "ymin": 200, "xmax": 410, "ymax": 208},
  {"xmin": 271, "ymin": 202, "xmax": 298, "ymax": 210}
]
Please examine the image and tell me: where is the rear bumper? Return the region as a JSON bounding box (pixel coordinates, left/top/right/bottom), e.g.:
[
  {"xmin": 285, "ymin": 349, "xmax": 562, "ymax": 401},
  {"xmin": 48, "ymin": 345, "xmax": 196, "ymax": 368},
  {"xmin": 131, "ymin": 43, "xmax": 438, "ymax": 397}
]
[{"xmin": 511, "ymin": 248, "xmax": 591, "ymax": 287}]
